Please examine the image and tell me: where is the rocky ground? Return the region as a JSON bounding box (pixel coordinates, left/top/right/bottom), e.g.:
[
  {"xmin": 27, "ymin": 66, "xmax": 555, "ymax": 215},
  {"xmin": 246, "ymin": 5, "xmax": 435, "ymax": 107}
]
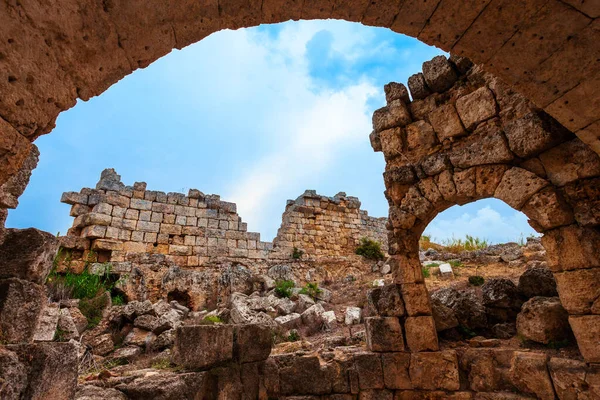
[{"xmin": 34, "ymin": 236, "xmax": 581, "ymax": 397}]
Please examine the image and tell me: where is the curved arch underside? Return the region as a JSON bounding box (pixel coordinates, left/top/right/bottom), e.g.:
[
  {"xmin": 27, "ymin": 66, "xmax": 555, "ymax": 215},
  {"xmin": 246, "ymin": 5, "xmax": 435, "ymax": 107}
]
[{"xmin": 0, "ymin": 0, "xmax": 599, "ymax": 186}]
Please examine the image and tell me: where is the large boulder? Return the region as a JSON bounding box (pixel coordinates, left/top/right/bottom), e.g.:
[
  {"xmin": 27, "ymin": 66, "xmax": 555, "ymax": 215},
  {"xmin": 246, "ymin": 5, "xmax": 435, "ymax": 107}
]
[
  {"xmin": 301, "ymin": 304, "xmax": 325, "ymax": 334},
  {"xmin": 518, "ymin": 266, "xmax": 558, "ymax": 298},
  {"xmin": 0, "ymin": 228, "xmax": 59, "ymax": 284},
  {"xmin": 482, "ymin": 278, "xmax": 521, "ymax": 309},
  {"xmin": 431, "ymin": 297, "xmax": 458, "ymax": 332},
  {"xmin": 172, "ymin": 325, "xmax": 234, "ymax": 369},
  {"xmin": 116, "ymin": 372, "xmax": 210, "ymax": 400},
  {"xmin": 0, "ymin": 278, "xmax": 46, "ymax": 343},
  {"xmin": 275, "ymin": 313, "xmax": 302, "ymax": 330},
  {"xmin": 517, "ymin": 296, "xmax": 571, "ymax": 345},
  {"xmin": 431, "ymin": 288, "xmax": 487, "ymax": 330},
  {"xmin": 499, "ymin": 243, "xmax": 524, "ymax": 262},
  {"xmin": 233, "ymin": 324, "xmax": 272, "ymax": 363}
]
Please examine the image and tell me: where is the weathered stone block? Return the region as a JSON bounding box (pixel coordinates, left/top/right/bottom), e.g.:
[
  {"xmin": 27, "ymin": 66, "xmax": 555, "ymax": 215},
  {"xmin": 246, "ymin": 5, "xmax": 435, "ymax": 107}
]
[
  {"xmin": 400, "ymin": 283, "xmax": 431, "ymax": 316},
  {"xmin": 475, "ymin": 165, "xmax": 508, "ymax": 198},
  {"xmin": 74, "ymin": 212, "xmax": 112, "ymax": 228},
  {"xmin": 81, "ymin": 225, "xmax": 106, "ymax": 239},
  {"xmin": 0, "ymin": 347, "xmax": 27, "ymax": 399},
  {"xmin": 422, "ymin": 55, "xmax": 458, "ymax": 93},
  {"xmin": 456, "ymin": 87, "xmax": 498, "ymax": 130},
  {"xmin": 384, "ymin": 82, "xmax": 410, "ymax": 104},
  {"xmin": 233, "ymin": 324, "xmax": 272, "ymax": 363},
  {"xmin": 541, "ymin": 225, "xmax": 600, "ymax": 271},
  {"xmin": 405, "ymin": 316, "xmax": 439, "ymax": 352},
  {"xmin": 405, "ymin": 120, "xmax": 438, "ymax": 162},
  {"xmin": 354, "ymin": 352, "xmax": 384, "ymax": 390},
  {"xmin": 521, "ymin": 187, "xmax": 574, "ymax": 231},
  {"xmin": 407, "ymin": 73, "xmax": 431, "ymax": 100},
  {"xmin": 369, "ymin": 130, "xmax": 382, "ymax": 152},
  {"xmin": 365, "ymin": 317, "xmax": 404, "ymax": 352},
  {"xmin": 129, "ymin": 198, "xmax": 152, "ymax": 210},
  {"xmin": 504, "ymin": 111, "xmax": 573, "ymax": 158},
  {"xmin": 0, "ymin": 228, "xmax": 58, "ymax": 284},
  {"xmin": 409, "ymin": 351, "xmax": 460, "ymax": 391},
  {"xmin": 429, "ymin": 103, "xmax": 465, "ymax": 142},
  {"xmin": 554, "ymin": 268, "xmax": 600, "ymax": 314},
  {"xmin": 379, "ymin": 127, "xmax": 403, "ymax": 160},
  {"xmin": 516, "ymin": 297, "xmax": 571, "ymax": 345},
  {"xmin": 539, "ymin": 139, "xmax": 600, "ymax": 186},
  {"xmin": 33, "ymin": 303, "xmax": 60, "ymax": 342},
  {"xmin": 570, "ymin": 316, "xmax": 600, "ymax": 363},
  {"xmin": 0, "ymin": 278, "xmax": 46, "ymax": 343},
  {"xmin": 372, "ymin": 99, "xmax": 412, "ymax": 132},
  {"xmin": 381, "ymin": 352, "xmax": 412, "ymax": 390},
  {"xmin": 509, "ymin": 352, "xmax": 555, "ymax": 400},
  {"xmin": 367, "ymin": 284, "xmax": 405, "ymax": 316},
  {"xmin": 172, "ymin": 325, "xmax": 234, "ymax": 369},
  {"xmin": 115, "ymin": 371, "xmax": 210, "ymax": 400},
  {"xmin": 279, "ymin": 356, "xmax": 332, "ymax": 395},
  {"xmin": 448, "ymin": 123, "xmax": 513, "ymax": 168},
  {"xmin": 60, "ymin": 191, "xmax": 88, "ymax": 205},
  {"xmin": 494, "ymin": 167, "xmax": 549, "ymax": 210}
]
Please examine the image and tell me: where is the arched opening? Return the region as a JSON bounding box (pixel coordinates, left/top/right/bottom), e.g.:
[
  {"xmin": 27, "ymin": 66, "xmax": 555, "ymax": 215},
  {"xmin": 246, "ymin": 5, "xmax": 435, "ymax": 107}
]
[{"xmin": 167, "ymin": 289, "xmax": 192, "ymax": 309}]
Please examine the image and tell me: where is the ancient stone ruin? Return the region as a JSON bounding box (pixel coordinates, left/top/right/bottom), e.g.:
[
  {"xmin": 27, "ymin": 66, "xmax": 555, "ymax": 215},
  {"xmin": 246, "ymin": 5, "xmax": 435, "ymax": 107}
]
[{"xmin": 0, "ymin": 1, "xmax": 599, "ymax": 398}]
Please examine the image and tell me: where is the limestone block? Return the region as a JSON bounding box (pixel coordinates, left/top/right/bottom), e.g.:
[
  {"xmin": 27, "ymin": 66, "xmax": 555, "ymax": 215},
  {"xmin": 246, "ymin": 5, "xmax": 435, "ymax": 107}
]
[
  {"xmin": 92, "ymin": 202, "xmax": 112, "ymax": 215},
  {"xmin": 504, "ymin": 112, "xmax": 572, "ymax": 158},
  {"xmin": 33, "ymin": 303, "xmax": 60, "ymax": 342},
  {"xmin": 57, "ymin": 308, "xmax": 79, "ymax": 341},
  {"xmin": 279, "ymin": 356, "xmax": 332, "ymax": 395},
  {"xmin": 384, "ymin": 82, "xmax": 410, "ymax": 104},
  {"xmin": 428, "ymin": 103, "xmax": 466, "ymax": 142},
  {"xmin": 114, "ymin": 372, "xmax": 210, "ymax": 400},
  {"xmin": 367, "ymin": 284, "xmax": 405, "ymax": 316},
  {"xmin": 454, "ymin": 168, "xmax": 477, "ymax": 204},
  {"xmin": 448, "ymin": 123, "xmax": 513, "ymax": 168},
  {"xmin": 0, "ymin": 347, "xmax": 27, "ymax": 399},
  {"xmin": 129, "ymin": 198, "xmax": 152, "ymax": 210},
  {"xmin": 369, "ymin": 130, "xmax": 382, "ymax": 152},
  {"xmin": 569, "ymin": 316, "xmax": 600, "ymax": 363},
  {"xmin": 409, "ymin": 351, "xmax": 460, "ymax": 391},
  {"xmin": 521, "ymin": 187, "xmax": 574, "ymax": 231},
  {"xmin": 69, "ymin": 204, "xmax": 89, "ymax": 217},
  {"xmin": 0, "ymin": 278, "xmax": 46, "ymax": 343},
  {"xmin": 0, "ymin": 228, "xmax": 58, "ymax": 284},
  {"xmin": 449, "ymin": 54, "xmax": 473, "ymax": 74},
  {"xmin": 400, "ymin": 186, "xmax": 433, "ymax": 220},
  {"xmin": 365, "ymin": 316, "xmax": 405, "ymax": 352},
  {"xmin": 405, "ymin": 120, "xmax": 438, "ymax": 162},
  {"xmin": 74, "ymin": 212, "xmax": 112, "ymax": 228},
  {"xmin": 422, "ymin": 55, "xmax": 458, "ymax": 93},
  {"xmin": 400, "ymin": 283, "xmax": 431, "ymax": 316},
  {"xmin": 381, "ymin": 352, "xmax": 412, "ymax": 390},
  {"xmin": 152, "ymin": 203, "xmax": 174, "ymax": 213},
  {"xmin": 509, "ymin": 352, "xmax": 555, "ymax": 400},
  {"xmin": 541, "ymin": 225, "xmax": 600, "ymax": 271},
  {"xmin": 420, "ymin": 153, "xmax": 450, "ymax": 176},
  {"xmin": 516, "ymin": 297, "xmax": 571, "ymax": 344},
  {"xmin": 102, "ymin": 192, "xmax": 130, "ymax": 208},
  {"xmin": 60, "ymin": 191, "xmax": 88, "ymax": 205},
  {"xmin": 405, "ymin": 316, "xmax": 439, "ymax": 352},
  {"xmin": 407, "ymin": 73, "xmax": 431, "ymax": 100},
  {"xmin": 548, "ymin": 357, "xmax": 589, "ymax": 400},
  {"xmin": 554, "ymin": 268, "xmax": 600, "ymax": 314},
  {"xmin": 7, "ymin": 342, "xmax": 78, "ymax": 400},
  {"xmin": 379, "ymin": 127, "xmax": 403, "ymax": 160},
  {"xmin": 539, "ymin": 139, "xmax": 600, "ymax": 186},
  {"xmin": 475, "ymin": 165, "xmax": 509, "ymax": 198},
  {"xmin": 233, "ymin": 324, "xmax": 272, "ymax": 363},
  {"xmin": 456, "ymin": 87, "xmax": 498, "ymax": 130},
  {"xmin": 354, "ymin": 352, "xmax": 384, "ymax": 390},
  {"xmin": 172, "ymin": 325, "xmax": 234, "ymax": 369},
  {"xmin": 344, "ymin": 306, "xmax": 362, "ymax": 325},
  {"xmin": 136, "ymin": 220, "xmax": 159, "ymax": 233},
  {"xmin": 494, "ymin": 167, "xmax": 549, "ymax": 210},
  {"xmin": 372, "ymin": 99, "xmax": 412, "ymax": 132}
]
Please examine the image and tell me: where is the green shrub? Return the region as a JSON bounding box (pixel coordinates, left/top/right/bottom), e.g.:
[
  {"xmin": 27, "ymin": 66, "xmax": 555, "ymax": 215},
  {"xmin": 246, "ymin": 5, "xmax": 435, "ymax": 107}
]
[
  {"xmin": 468, "ymin": 275, "xmax": 485, "ymax": 286},
  {"xmin": 443, "ymin": 235, "xmax": 489, "ymax": 253},
  {"xmin": 111, "ymin": 294, "xmax": 125, "ymax": 306},
  {"xmin": 151, "ymin": 358, "xmax": 172, "ymax": 369},
  {"xmin": 287, "ymin": 330, "xmax": 300, "ymax": 342},
  {"xmin": 275, "ymin": 280, "xmax": 295, "ymax": 298},
  {"xmin": 421, "ymin": 266, "xmax": 431, "ymax": 278},
  {"xmin": 355, "ymin": 237, "xmax": 385, "ymax": 261},
  {"xmin": 202, "ymin": 315, "xmax": 223, "ymax": 324},
  {"xmin": 79, "ymin": 294, "xmax": 109, "ymax": 329},
  {"xmin": 292, "ymin": 247, "xmax": 304, "ymax": 260},
  {"xmin": 299, "ymin": 282, "xmax": 322, "ymax": 300}
]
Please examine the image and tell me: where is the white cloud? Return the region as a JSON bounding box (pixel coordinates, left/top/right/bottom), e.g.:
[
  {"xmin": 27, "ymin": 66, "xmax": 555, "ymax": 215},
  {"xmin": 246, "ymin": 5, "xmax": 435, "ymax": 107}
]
[{"xmin": 424, "ymin": 205, "xmax": 539, "ymax": 245}]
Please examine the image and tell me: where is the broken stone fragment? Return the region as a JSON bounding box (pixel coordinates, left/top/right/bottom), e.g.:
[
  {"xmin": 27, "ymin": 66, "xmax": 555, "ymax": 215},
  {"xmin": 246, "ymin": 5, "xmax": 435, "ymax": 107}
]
[
  {"xmin": 172, "ymin": 325, "xmax": 234, "ymax": 369},
  {"xmin": 516, "ymin": 296, "xmax": 571, "ymax": 345},
  {"xmin": 422, "ymin": 55, "xmax": 458, "ymax": 93},
  {"xmin": 0, "ymin": 228, "xmax": 59, "ymax": 284},
  {"xmin": 0, "ymin": 278, "xmax": 46, "ymax": 343},
  {"xmin": 96, "ymin": 168, "xmax": 124, "ymax": 191},
  {"xmin": 407, "ymin": 72, "xmax": 432, "ymax": 100},
  {"xmin": 344, "ymin": 306, "xmax": 362, "ymax": 325}
]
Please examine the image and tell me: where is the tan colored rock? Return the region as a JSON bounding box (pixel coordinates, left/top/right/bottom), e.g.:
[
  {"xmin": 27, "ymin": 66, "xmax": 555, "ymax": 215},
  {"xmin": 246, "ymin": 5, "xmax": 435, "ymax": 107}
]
[
  {"xmin": 521, "ymin": 187, "xmax": 574, "ymax": 231},
  {"xmin": 405, "ymin": 316, "xmax": 439, "ymax": 352},
  {"xmin": 172, "ymin": 325, "xmax": 234, "ymax": 369},
  {"xmin": 554, "ymin": 267, "xmax": 600, "ymax": 314},
  {"xmin": 0, "ymin": 228, "xmax": 59, "ymax": 284},
  {"xmin": 456, "ymin": 87, "xmax": 498, "ymax": 130},
  {"xmin": 494, "ymin": 167, "xmax": 549, "ymax": 210},
  {"xmin": 569, "ymin": 315, "xmax": 600, "ymax": 362},
  {"xmin": 516, "ymin": 297, "xmax": 571, "ymax": 344},
  {"xmin": 379, "ymin": 127, "xmax": 403, "ymax": 160},
  {"xmin": 475, "ymin": 165, "xmax": 509, "ymax": 198},
  {"xmin": 409, "ymin": 351, "xmax": 460, "ymax": 391},
  {"xmin": 0, "ymin": 278, "xmax": 46, "ymax": 343},
  {"xmin": 382, "ymin": 352, "xmax": 412, "ymax": 390},
  {"xmin": 400, "ymin": 283, "xmax": 432, "ymax": 316},
  {"xmin": 542, "ymin": 225, "xmax": 600, "ymax": 271},
  {"xmin": 384, "ymin": 82, "xmax": 410, "ymax": 104},
  {"xmin": 448, "ymin": 123, "xmax": 513, "ymax": 168},
  {"xmin": 365, "ymin": 316, "xmax": 405, "ymax": 352},
  {"xmin": 354, "ymin": 352, "xmax": 384, "ymax": 390},
  {"xmin": 509, "ymin": 352, "xmax": 555, "ymax": 400},
  {"xmin": 373, "ymin": 99, "xmax": 412, "ymax": 132},
  {"xmin": 407, "ymin": 73, "xmax": 432, "ymax": 100},
  {"xmin": 429, "ymin": 103, "xmax": 466, "ymax": 142},
  {"xmin": 405, "ymin": 120, "xmax": 438, "ymax": 163},
  {"xmin": 279, "ymin": 356, "xmax": 332, "ymax": 395},
  {"xmin": 422, "ymin": 55, "xmax": 458, "ymax": 93},
  {"xmin": 503, "ymin": 111, "xmax": 573, "ymax": 158},
  {"xmin": 539, "ymin": 139, "xmax": 600, "ymax": 186},
  {"xmin": 548, "ymin": 357, "xmax": 589, "ymax": 400},
  {"xmin": 233, "ymin": 324, "xmax": 272, "ymax": 363}
]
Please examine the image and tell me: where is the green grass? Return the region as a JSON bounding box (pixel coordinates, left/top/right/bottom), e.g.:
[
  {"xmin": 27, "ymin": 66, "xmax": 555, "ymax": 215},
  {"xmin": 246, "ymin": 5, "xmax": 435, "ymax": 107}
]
[
  {"xmin": 422, "ymin": 265, "xmax": 431, "ymax": 278},
  {"xmin": 443, "ymin": 235, "xmax": 489, "ymax": 253},
  {"xmin": 292, "ymin": 247, "xmax": 304, "ymax": 260},
  {"xmin": 355, "ymin": 237, "xmax": 385, "ymax": 261},
  {"xmin": 448, "ymin": 260, "xmax": 463, "ymax": 268},
  {"xmin": 202, "ymin": 315, "xmax": 223, "ymax": 324},
  {"xmin": 287, "ymin": 330, "xmax": 300, "ymax": 342},
  {"xmin": 111, "ymin": 294, "xmax": 125, "ymax": 306},
  {"xmin": 299, "ymin": 282, "xmax": 322, "ymax": 300},
  {"xmin": 152, "ymin": 358, "xmax": 173, "ymax": 369},
  {"xmin": 275, "ymin": 280, "xmax": 295, "ymax": 298},
  {"xmin": 79, "ymin": 294, "xmax": 109, "ymax": 329}
]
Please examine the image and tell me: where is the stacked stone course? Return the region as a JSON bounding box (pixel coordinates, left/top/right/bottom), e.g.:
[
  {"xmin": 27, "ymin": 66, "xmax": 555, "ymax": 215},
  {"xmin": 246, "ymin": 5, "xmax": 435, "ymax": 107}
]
[{"xmin": 58, "ymin": 170, "xmax": 387, "ymax": 271}]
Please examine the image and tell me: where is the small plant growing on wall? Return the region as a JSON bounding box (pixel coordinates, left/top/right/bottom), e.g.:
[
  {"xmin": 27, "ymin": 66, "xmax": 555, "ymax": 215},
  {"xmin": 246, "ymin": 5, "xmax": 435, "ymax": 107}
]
[
  {"xmin": 299, "ymin": 282, "xmax": 322, "ymax": 300},
  {"xmin": 275, "ymin": 280, "xmax": 295, "ymax": 298},
  {"xmin": 292, "ymin": 247, "xmax": 304, "ymax": 260},
  {"xmin": 355, "ymin": 237, "xmax": 385, "ymax": 261}
]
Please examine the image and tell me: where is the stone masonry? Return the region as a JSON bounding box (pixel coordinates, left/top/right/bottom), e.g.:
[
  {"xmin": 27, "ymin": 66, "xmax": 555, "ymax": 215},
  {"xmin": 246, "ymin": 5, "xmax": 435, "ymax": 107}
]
[{"xmin": 58, "ymin": 170, "xmax": 387, "ymax": 271}]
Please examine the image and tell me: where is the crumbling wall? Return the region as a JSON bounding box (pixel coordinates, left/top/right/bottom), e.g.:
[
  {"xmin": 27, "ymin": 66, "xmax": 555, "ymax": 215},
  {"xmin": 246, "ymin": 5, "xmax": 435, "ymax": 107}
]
[
  {"xmin": 58, "ymin": 170, "xmax": 387, "ymax": 272},
  {"xmin": 273, "ymin": 190, "xmax": 387, "ymax": 257}
]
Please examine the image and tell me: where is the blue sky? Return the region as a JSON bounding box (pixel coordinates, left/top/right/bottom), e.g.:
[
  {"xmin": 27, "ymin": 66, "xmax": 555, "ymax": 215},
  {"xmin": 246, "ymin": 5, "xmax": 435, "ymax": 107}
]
[{"xmin": 7, "ymin": 20, "xmax": 537, "ymax": 244}]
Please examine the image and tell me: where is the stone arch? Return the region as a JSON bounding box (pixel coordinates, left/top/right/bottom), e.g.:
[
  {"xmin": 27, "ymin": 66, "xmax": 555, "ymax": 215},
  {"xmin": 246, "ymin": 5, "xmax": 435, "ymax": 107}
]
[
  {"xmin": 0, "ymin": 0, "xmax": 598, "ymax": 193},
  {"xmin": 372, "ymin": 57, "xmax": 600, "ymax": 362}
]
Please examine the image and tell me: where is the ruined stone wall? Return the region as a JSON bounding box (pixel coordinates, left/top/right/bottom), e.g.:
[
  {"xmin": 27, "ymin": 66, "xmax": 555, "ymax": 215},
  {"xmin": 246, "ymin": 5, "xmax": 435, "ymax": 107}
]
[
  {"xmin": 58, "ymin": 170, "xmax": 387, "ymax": 272},
  {"xmin": 370, "ymin": 54, "xmax": 600, "ymax": 364},
  {"xmin": 273, "ymin": 190, "xmax": 387, "ymax": 257}
]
